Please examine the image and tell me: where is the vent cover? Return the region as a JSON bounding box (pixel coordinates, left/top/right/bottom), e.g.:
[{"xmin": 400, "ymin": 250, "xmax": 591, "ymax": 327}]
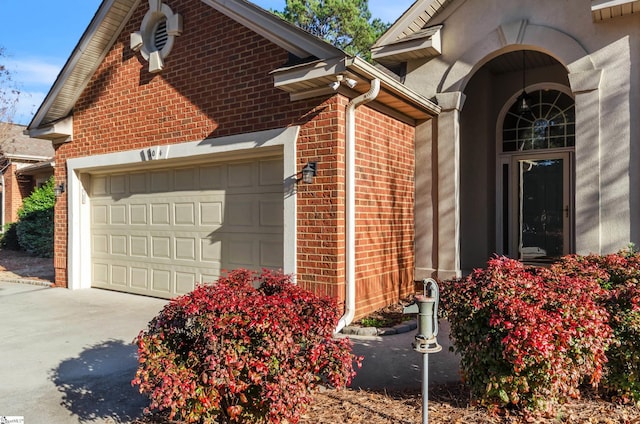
[
  {"xmin": 130, "ymin": 2, "xmax": 182, "ymax": 73},
  {"xmin": 153, "ymin": 19, "xmax": 168, "ymax": 51}
]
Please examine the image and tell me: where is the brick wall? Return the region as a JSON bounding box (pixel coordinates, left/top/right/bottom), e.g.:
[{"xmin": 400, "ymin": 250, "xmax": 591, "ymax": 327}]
[
  {"xmin": 53, "ymin": 0, "xmax": 416, "ymax": 319},
  {"xmin": 2, "ymin": 164, "xmax": 34, "ymax": 224},
  {"xmin": 353, "ymin": 107, "xmax": 416, "ymax": 317}
]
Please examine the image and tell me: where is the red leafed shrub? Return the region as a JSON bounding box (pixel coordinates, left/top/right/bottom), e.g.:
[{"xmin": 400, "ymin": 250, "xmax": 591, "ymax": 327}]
[
  {"xmin": 440, "ymin": 257, "xmax": 612, "ymax": 413},
  {"xmin": 132, "ymin": 269, "xmax": 360, "ymax": 423},
  {"xmin": 554, "ymin": 250, "xmax": 640, "ymax": 403}
]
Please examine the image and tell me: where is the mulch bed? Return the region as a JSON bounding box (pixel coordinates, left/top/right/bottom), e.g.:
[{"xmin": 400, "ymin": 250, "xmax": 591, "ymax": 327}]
[
  {"xmin": 133, "ymin": 384, "xmax": 640, "ymax": 423},
  {"xmin": 0, "ymin": 248, "xmax": 54, "ymax": 281}
]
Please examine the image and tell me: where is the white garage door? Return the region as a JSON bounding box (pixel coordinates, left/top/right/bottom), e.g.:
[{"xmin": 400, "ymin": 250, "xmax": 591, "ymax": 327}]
[{"xmin": 89, "ymin": 156, "xmax": 284, "ymax": 298}]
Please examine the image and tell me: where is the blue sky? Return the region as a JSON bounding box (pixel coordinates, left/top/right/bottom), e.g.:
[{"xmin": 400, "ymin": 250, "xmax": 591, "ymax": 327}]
[{"xmin": 0, "ymin": 0, "xmax": 414, "ymax": 125}]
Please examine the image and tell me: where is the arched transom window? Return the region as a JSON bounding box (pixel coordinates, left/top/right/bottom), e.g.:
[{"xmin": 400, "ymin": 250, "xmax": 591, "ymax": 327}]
[{"xmin": 502, "ymin": 89, "xmax": 575, "ymax": 152}]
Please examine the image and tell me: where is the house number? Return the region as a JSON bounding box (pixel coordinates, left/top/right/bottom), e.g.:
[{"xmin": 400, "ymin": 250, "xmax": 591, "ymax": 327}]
[{"xmin": 141, "ymin": 146, "xmax": 166, "ymax": 161}]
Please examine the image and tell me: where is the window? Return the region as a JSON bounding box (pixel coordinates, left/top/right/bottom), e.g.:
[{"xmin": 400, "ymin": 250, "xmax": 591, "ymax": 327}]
[{"xmin": 502, "ymin": 90, "xmax": 575, "ymax": 152}]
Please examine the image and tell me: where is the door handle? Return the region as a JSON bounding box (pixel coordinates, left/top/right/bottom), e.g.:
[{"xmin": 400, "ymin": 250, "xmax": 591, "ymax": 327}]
[{"xmin": 564, "ymin": 205, "xmax": 569, "ymax": 218}]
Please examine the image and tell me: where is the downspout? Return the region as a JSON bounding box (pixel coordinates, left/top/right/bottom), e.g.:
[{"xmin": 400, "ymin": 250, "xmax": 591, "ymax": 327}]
[{"xmin": 335, "ymin": 78, "xmax": 381, "ymax": 334}]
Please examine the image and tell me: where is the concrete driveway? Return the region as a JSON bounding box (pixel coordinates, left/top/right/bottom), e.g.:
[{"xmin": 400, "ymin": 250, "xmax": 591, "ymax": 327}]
[
  {"xmin": 0, "ymin": 281, "xmax": 168, "ymax": 424},
  {"xmin": 0, "ymin": 280, "xmax": 460, "ymax": 423}
]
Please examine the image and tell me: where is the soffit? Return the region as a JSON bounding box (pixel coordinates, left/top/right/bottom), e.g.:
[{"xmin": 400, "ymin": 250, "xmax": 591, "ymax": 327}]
[
  {"xmin": 371, "ymin": 25, "xmax": 442, "ymax": 68},
  {"xmin": 272, "ymin": 56, "xmax": 440, "ymax": 124},
  {"xmin": 29, "ymin": 0, "xmax": 141, "ymax": 130},
  {"xmin": 592, "ymin": 0, "xmax": 640, "ymax": 21},
  {"xmin": 374, "ymin": 0, "xmax": 455, "ymax": 48}
]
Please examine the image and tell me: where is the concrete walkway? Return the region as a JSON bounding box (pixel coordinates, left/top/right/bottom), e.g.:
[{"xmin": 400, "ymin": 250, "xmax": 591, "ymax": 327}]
[{"xmin": 0, "ymin": 281, "xmax": 461, "ymax": 423}]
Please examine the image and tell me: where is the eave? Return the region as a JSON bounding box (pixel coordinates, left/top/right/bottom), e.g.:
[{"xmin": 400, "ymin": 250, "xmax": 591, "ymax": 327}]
[
  {"xmin": 28, "ymin": 0, "xmax": 141, "ymax": 134},
  {"xmin": 591, "ymin": 0, "xmax": 640, "ymax": 21},
  {"xmin": 371, "ymin": 25, "xmax": 442, "ymax": 69},
  {"xmin": 16, "ymin": 161, "xmax": 55, "ymax": 176},
  {"xmin": 272, "ymin": 56, "xmax": 440, "ymax": 125}
]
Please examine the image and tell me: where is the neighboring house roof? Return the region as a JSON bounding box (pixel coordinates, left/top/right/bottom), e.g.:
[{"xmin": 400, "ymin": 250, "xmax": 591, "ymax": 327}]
[
  {"xmin": 28, "ymin": 0, "xmax": 439, "ymax": 141},
  {"xmin": 0, "ymin": 122, "xmax": 54, "ymax": 162}
]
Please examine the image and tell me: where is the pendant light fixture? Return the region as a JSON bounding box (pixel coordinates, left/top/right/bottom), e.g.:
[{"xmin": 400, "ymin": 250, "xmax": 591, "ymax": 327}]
[{"xmin": 516, "ymin": 50, "xmax": 531, "ymax": 115}]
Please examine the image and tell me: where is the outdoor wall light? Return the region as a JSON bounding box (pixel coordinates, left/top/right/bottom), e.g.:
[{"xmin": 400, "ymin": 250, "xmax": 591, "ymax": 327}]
[
  {"xmin": 54, "ymin": 183, "xmax": 65, "ymax": 198},
  {"xmin": 343, "ymin": 77, "xmax": 357, "ymax": 88},
  {"xmin": 301, "ymin": 162, "xmax": 317, "ymax": 184},
  {"xmin": 328, "ymin": 74, "xmax": 358, "ymax": 90}
]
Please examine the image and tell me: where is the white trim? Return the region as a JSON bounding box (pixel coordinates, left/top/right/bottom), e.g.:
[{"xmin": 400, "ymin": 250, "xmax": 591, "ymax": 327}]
[
  {"xmin": 66, "ymin": 127, "xmax": 299, "ymax": 290},
  {"xmin": 199, "ymin": 0, "xmax": 341, "ymax": 60}
]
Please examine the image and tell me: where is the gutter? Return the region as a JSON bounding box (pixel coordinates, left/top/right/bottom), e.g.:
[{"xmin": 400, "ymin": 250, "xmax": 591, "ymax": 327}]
[{"xmin": 335, "ymin": 78, "xmax": 381, "ymax": 334}]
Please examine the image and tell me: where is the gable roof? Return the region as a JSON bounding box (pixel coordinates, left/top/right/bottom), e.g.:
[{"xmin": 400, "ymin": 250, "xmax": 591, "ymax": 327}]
[
  {"xmin": 374, "ymin": 0, "xmax": 454, "ymax": 48},
  {"xmin": 27, "ymin": 0, "xmax": 342, "ymax": 137},
  {"xmin": 1, "ymin": 123, "xmax": 54, "ymax": 161},
  {"xmin": 28, "ymin": 0, "xmax": 438, "ymax": 140}
]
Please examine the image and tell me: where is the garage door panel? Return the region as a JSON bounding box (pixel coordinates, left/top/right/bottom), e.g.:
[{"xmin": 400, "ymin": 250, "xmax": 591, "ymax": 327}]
[
  {"xmin": 111, "ymin": 235, "xmax": 127, "ymax": 255},
  {"xmin": 93, "ymin": 204, "xmax": 108, "ymax": 225},
  {"xmin": 150, "ymin": 170, "xmax": 171, "ymax": 192},
  {"xmin": 174, "ymin": 203, "xmax": 195, "ymax": 225},
  {"xmin": 260, "ymin": 158, "xmax": 283, "ymax": 186},
  {"xmin": 200, "ymin": 164, "xmax": 226, "ymax": 189},
  {"xmin": 129, "ymin": 172, "xmax": 147, "ymax": 193},
  {"xmin": 228, "ymin": 162, "xmax": 254, "ymax": 188},
  {"xmin": 201, "ymin": 202, "xmax": 223, "ymax": 225},
  {"xmin": 130, "ymin": 204, "xmax": 148, "ymax": 225},
  {"xmin": 93, "ymin": 234, "xmax": 109, "ymax": 254},
  {"xmin": 90, "ymin": 157, "xmax": 284, "ymax": 299},
  {"xmin": 151, "ymin": 236, "xmax": 171, "ymax": 259},
  {"xmin": 131, "ymin": 267, "xmax": 148, "ymax": 289},
  {"xmin": 174, "ymin": 168, "xmax": 197, "ymax": 190}
]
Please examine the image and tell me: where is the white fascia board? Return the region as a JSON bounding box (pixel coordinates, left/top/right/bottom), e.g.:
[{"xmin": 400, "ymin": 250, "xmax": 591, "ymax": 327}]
[
  {"xmin": 200, "ymin": 0, "xmax": 341, "ymax": 59},
  {"xmin": 272, "ymin": 56, "xmax": 347, "ymax": 89},
  {"xmin": 6, "ymin": 154, "xmax": 53, "ymax": 162},
  {"xmin": 29, "ymin": 0, "xmax": 141, "ymax": 130},
  {"xmin": 346, "ymin": 57, "xmax": 441, "ymax": 116},
  {"xmin": 371, "ymin": 28, "xmax": 441, "ymax": 62}
]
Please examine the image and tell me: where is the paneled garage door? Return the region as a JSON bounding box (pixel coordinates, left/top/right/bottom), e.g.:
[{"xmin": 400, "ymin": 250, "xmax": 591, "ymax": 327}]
[{"xmin": 90, "ymin": 156, "xmax": 284, "ymax": 298}]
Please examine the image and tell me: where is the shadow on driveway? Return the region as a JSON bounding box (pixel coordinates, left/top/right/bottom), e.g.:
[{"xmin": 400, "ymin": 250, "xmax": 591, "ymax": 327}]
[{"xmin": 50, "ymin": 340, "xmax": 149, "ymax": 423}]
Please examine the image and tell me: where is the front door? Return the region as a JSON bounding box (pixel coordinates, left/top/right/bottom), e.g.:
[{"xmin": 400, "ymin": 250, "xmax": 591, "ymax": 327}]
[
  {"xmin": 498, "ymin": 86, "xmax": 575, "ymax": 261},
  {"xmin": 512, "ymin": 153, "xmax": 571, "ymax": 261}
]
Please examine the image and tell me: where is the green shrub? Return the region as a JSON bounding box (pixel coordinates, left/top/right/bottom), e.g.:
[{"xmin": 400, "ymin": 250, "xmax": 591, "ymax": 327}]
[
  {"xmin": 440, "ymin": 257, "xmax": 612, "ymax": 414},
  {"xmin": 554, "ymin": 251, "xmax": 640, "ymax": 404},
  {"xmin": 132, "ymin": 269, "xmax": 361, "ymax": 423},
  {"xmin": 0, "ymin": 222, "xmax": 20, "ymax": 250},
  {"xmin": 15, "ymin": 177, "xmax": 55, "ymax": 258}
]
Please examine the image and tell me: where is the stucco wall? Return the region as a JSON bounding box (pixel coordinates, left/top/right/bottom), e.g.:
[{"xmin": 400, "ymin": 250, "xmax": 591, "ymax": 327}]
[{"xmin": 406, "ymin": 0, "xmax": 640, "ymax": 270}]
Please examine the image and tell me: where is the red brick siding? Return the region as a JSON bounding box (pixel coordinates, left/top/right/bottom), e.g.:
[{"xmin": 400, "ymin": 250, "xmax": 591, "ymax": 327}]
[
  {"xmin": 353, "ymin": 108, "xmax": 416, "ymax": 318},
  {"xmin": 296, "ymin": 96, "xmax": 346, "ymax": 305},
  {"xmin": 53, "ymin": 0, "xmax": 416, "ymax": 318},
  {"xmin": 2, "ymin": 164, "xmax": 34, "ymax": 224},
  {"xmin": 53, "ymin": 0, "xmax": 336, "ymax": 289}
]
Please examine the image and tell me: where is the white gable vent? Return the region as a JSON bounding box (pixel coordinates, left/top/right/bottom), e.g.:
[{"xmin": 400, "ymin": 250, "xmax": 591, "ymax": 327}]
[
  {"xmin": 130, "ymin": 0, "xmax": 183, "ymax": 73},
  {"xmin": 153, "ymin": 18, "xmax": 169, "ymax": 51}
]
